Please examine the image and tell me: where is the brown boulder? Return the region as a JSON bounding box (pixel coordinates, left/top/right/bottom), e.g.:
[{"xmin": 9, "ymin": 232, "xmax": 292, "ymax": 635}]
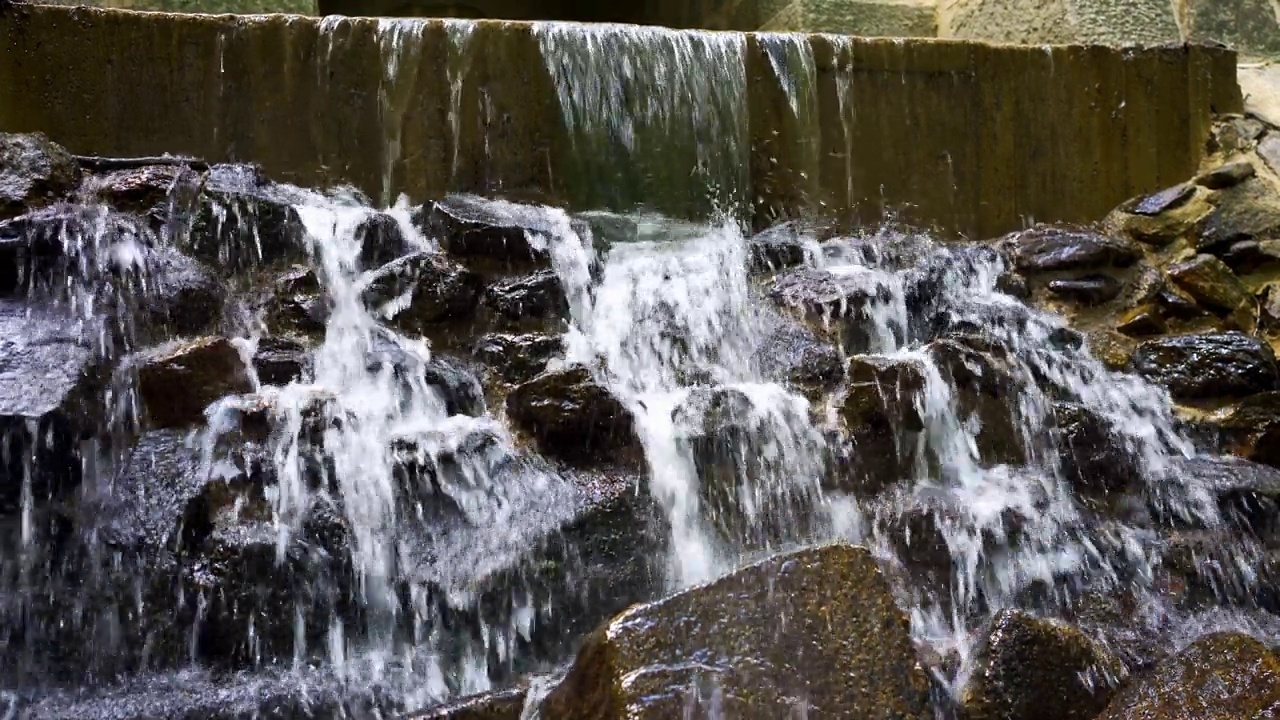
[
  {"xmin": 539, "ymin": 543, "xmax": 933, "ymax": 720},
  {"xmin": 1131, "ymin": 332, "xmax": 1279, "ymax": 401},
  {"xmin": 1195, "ymin": 160, "xmax": 1257, "ymax": 190},
  {"xmin": 1196, "ymin": 179, "xmax": 1280, "ymax": 254},
  {"xmin": 962, "ymin": 610, "xmax": 1123, "ymax": 720},
  {"xmin": 1166, "ymin": 254, "xmax": 1248, "ymax": 314},
  {"xmin": 1004, "ymin": 226, "xmax": 1139, "ymax": 274},
  {"xmin": 505, "ymin": 366, "xmax": 640, "ymax": 467},
  {"xmin": 0, "ymin": 132, "xmax": 81, "ymax": 220},
  {"xmin": 362, "ymin": 251, "xmax": 482, "ymax": 334},
  {"xmin": 1097, "ymin": 633, "xmax": 1280, "ymax": 719},
  {"xmin": 135, "ymin": 337, "xmax": 254, "ymax": 428}
]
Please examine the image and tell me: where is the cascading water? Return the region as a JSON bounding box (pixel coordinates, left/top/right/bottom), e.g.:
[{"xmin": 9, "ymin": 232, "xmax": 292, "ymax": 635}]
[{"xmin": 5, "ymin": 18, "xmax": 1279, "ymax": 720}]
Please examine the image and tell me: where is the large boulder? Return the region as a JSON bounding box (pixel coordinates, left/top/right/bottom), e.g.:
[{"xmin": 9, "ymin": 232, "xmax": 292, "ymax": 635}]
[
  {"xmin": 483, "ymin": 270, "xmax": 569, "ymax": 326},
  {"xmin": 141, "ymin": 245, "xmax": 227, "ymax": 338},
  {"xmin": 134, "ymin": 337, "xmax": 254, "ymax": 429},
  {"xmin": 539, "ymin": 543, "xmax": 933, "ymax": 719},
  {"xmin": 961, "ymin": 610, "xmax": 1122, "ymax": 720},
  {"xmin": 1002, "ymin": 225, "xmax": 1139, "ymax": 274},
  {"xmin": 0, "ymin": 132, "xmax": 81, "ymax": 220},
  {"xmin": 263, "ymin": 265, "xmax": 329, "ymax": 337},
  {"xmin": 183, "ymin": 164, "xmax": 308, "ymax": 273},
  {"xmin": 836, "ymin": 354, "xmax": 926, "ymax": 495},
  {"xmin": 1096, "ymin": 633, "xmax": 1280, "ymax": 719},
  {"xmin": 0, "ymin": 302, "xmax": 97, "ymax": 514},
  {"xmin": 362, "ymin": 251, "xmax": 482, "ymax": 335},
  {"xmin": 1053, "ymin": 403, "xmax": 1140, "ymax": 496},
  {"xmin": 1131, "ymin": 332, "xmax": 1279, "ymax": 400},
  {"xmin": 671, "ymin": 386, "xmax": 824, "ymax": 546},
  {"xmin": 505, "ymin": 367, "xmax": 641, "ymax": 467},
  {"xmin": 416, "ymin": 195, "xmax": 559, "ymax": 273},
  {"xmin": 472, "ymin": 333, "xmax": 563, "ymax": 386},
  {"xmin": 1166, "ymin": 254, "xmax": 1249, "ymax": 314}
]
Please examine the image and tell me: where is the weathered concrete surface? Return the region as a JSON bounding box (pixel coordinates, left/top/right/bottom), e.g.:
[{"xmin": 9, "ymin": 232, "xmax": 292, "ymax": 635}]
[
  {"xmin": 1241, "ymin": 64, "xmax": 1280, "ymax": 128},
  {"xmin": 0, "ymin": 4, "xmax": 1241, "ymax": 238},
  {"xmin": 760, "ymin": 0, "xmax": 937, "ymax": 36},
  {"xmin": 1180, "ymin": 0, "xmax": 1280, "ymax": 59}
]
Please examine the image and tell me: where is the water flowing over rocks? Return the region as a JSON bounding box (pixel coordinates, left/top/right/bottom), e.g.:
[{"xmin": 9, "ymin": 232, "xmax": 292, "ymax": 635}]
[
  {"xmin": 7, "ymin": 114, "xmax": 1280, "ymax": 720},
  {"xmin": 0, "ymin": 133, "xmax": 80, "ymax": 221}
]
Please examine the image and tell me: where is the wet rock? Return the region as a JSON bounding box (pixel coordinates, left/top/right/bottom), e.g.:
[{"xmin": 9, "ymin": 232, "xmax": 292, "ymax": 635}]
[
  {"xmin": 1054, "ymin": 403, "xmax": 1139, "ymax": 496},
  {"xmin": 927, "ymin": 337, "xmax": 1025, "ymax": 465},
  {"xmin": 356, "ymin": 211, "xmax": 412, "ymax": 270},
  {"xmin": 1131, "ymin": 332, "xmax": 1279, "ymax": 400},
  {"xmin": 768, "ymin": 266, "xmax": 896, "ymax": 353},
  {"xmin": 1195, "ymin": 159, "xmax": 1257, "ymax": 190},
  {"xmin": 0, "ymin": 203, "xmax": 155, "ymax": 299},
  {"xmin": 264, "ymin": 265, "xmax": 328, "ymax": 336},
  {"xmin": 1212, "ymin": 392, "xmax": 1280, "ymax": 468},
  {"xmin": 185, "ymin": 165, "xmax": 307, "ymax": 273},
  {"xmin": 1167, "ymin": 254, "xmax": 1248, "ymax": 314},
  {"xmin": 505, "ymin": 366, "xmax": 640, "ymax": 467},
  {"xmin": 1158, "ymin": 529, "xmax": 1279, "ymax": 610},
  {"xmin": 836, "ymin": 355, "xmax": 925, "ymax": 495},
  {"xmin": 672, "ymin": 386, "xmax": 821, "ymax": 546},
  {"xmin": 0, "ymin": 132, "xmax": 81, "ymax": 220},
  {"xmin": 417, "ymin": 195, "xmax": 558, "ymax": 273},
  {"xmin": 1087, "ymin": 330, "xmax": 1140, "ymax": 371},
  {"xmin": 961, "ymin": 610, "xmax": 1122, "ymax": 720},
  {"xmin": 135, "ymin": 337, "xmax": 254, "ymax": 428},
  {"xmin": 366, "ymin": 336, "xmax": 484, "ymax": 418},
  {"xmin": 252, "ymin": 336, "xmax": 309, "ymax": 386},
  {"xmin": 472, "ymin": 332, "xmax": 563, "ymax": 386},
  {"xmin": 785, "ymin": 341, "xmax": 844, "ymax": 396},
  {"xmin": 1168, "ymin": 455, "xmax": 1280, "ymax": 535},
  {"xmin": 539, "ymin": 543, "xmax": 933, "ymax": 720},
  {"xmin": 1196, "ymin": 180, "xmax": 1280, "ymax": 253},
  {"xmin": 1221, "ymin": 238, "xmax": 1280, "ymax": 273},
  {"xmin": 143, "ymin": 245, "xmax": 227, "ymax": 338},
  {"xmin": 1209, "ymin": 116, "xmax": 1266, "ymax": 156},
  {"xmin": 1004, "ymin": 226, "xmax": 1139, "ymax": 274},
  {"xmin": 1046, "ymin": 275, "xmax": 1123, "ymax": 305},
  {"xmin": 1116, "ymin": 305, "xmax": 1168, "ymax": 337},
  {"xmin": 1155, "ymin": 283, "xmax": 1214, "ymax": 322},
  {"xmin": 408, "ymin": 689, "xmax": 526, "ymax": 719},
  {"xmin": 747, "ymin": 221, "xmax": 808, "ymax": 274},
  {"xmin": 89, "ymin": 164, "xmax": 192, "ymax": 216},
  {"xmin": 0, "ymin": 302, "xmax": 96, "ymax": 513},
  {"xmin": 1096, "ymin": 633, "xmax": 1280, "ymax": 719},
  {"xmin": 1126, "ymin": 183, "xmax": 1196, "ymax": 216},
  {"xmin": 362, "ymin": 251, "xmax": 482, "ymax": 334},
  {"xmin": 484, "ymin": 270, "xmax": 569, "ymax": 325}
]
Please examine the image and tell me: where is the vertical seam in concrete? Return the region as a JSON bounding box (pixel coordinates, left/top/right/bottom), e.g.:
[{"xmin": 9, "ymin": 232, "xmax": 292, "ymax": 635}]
[{"xmin": 1170, "ymin": 0, "xmax": 1188, "ymax": 40}]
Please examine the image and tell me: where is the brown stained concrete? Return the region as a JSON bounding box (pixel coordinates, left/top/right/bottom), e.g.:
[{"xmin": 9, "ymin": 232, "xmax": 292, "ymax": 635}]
[{"xmin": 0, "ymin": 3, "xmax": 1243, "ymax": 238}]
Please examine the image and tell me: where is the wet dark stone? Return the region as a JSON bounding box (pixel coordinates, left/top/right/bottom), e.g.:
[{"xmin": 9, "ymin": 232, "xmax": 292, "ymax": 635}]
[
  {"xmin": 366, "ymin": 336, "xmax": 484, "ymax": 418},
  {"xmin": 539, "ymin": 544, "xmax": 933, "ymax": 720},
  {"xmin": 961, "ymin": 610, "xmax": 1122, "ymax": 720},
  {"xmin": 1222, "ymin": 238, "xmax": 1280, "ymax": 273},
  {"xmin": 356, "ymin": 211, "xmax": 412, "ymax": 270},
  {"xmin": 1053, "ymin": 403, "xmax": 1139, "ymax": 496},
  {"xmin": 265, "ymin": 265, "xmax": 328, "ymax": 336},
  {"xmin": 505, "ymin": 366, "xmax": 640, "ymax": 468},
  {"xmin": 836, "ymin": 355, "xmax": 926, "ymax": 496},
  {"xmin": 0, "ymin": 132, "xmax": 81, "ymax": 221},
  {"xmin": 1196, "ymin": 180, "xmax": 1280, "ymax": 253},
  {"xmin": 0, "ymin": 302, "xmax": 96, "ymax": 514},
  {"xmin": 747, "ymin": 221, "xmax": 808, "ymax": 274},
  {"xmin": 417, "ymin": 195, "xmax": 556, "ymax": 272},
  {"xmin": 1167, "ymin": 455, "xmax": 1280, "ymax": 535},
  {"xmin": 143, "ymin": 245, "xmax": 227, "ymax": 338},
  {"xmin": 89, "ymin": 164, "xmax": 192, "ymax": 216},
  {"xmin": 362, "ymin": 251, "xmax": 482, "ymax": 333},
  {"xmin": 134, "ymin": 337, "xmax": 254, "ymax": 429},
  {"xmin": 1116, "ymin": 305, "xmax": 1168, "ymax": 337},
  {"xmin": 484, "ymin": 270, "xmax": 569, "ymax": 325},
  {"xmin": 184, "ymin": 165, "xmax": 307, "ymax": 273},
  {"xmin": 1131, "ymin": 332, "xmax": 1279, "ymax": 400},
  {"xmin": 1046, "ymin": 275, "xmax": 1122, "ymax": 305},
  {"xmin": 768, "ymin": 266, "xmax": 897, "ymax": 353},
  {"xmin": 0, "ymin": 203, "xmax": 154, "ymax": 299},
  {"xmin": 1004, "ymin": 226, "xmax": 1139, "ymax": 274},
  {"xmin": 472, "ymin": 332, "xmax": 563, "ymax": 385},
  {"xmin": 1155, "ymin": 285, "xmax": 1213, "ymax": 321},
  {"xmin": 1096, "ymin": 633, "xmax": 1280, "ymax": 719},
  {"xmin": 1167, "ymin": 253, "xmax": 1248, "ymax": 314},
  {"xmin": 252, "ymin": 336, "xmax": 309, "ymax": 386},
  {"xmin": 1196, "ymin": 160, "xmax": 1257, "ymax": 190},
  {"xmin": 671, "ymin": 386, "xmax": 821, "ymax": 547},
  {"xmin": 1126, "ymin": 183, "xmax": 1196, "ymax": 216}
]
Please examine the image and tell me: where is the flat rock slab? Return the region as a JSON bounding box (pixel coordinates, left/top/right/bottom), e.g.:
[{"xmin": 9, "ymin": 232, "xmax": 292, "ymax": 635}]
[{"xmin": 540, "ymin": 543, "xmax": 933, "ymax": 720}]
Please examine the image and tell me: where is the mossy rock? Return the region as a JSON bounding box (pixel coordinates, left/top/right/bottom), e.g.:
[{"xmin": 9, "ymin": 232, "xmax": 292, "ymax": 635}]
[
  {"xmin": 1097, "ymin": 632, "xmax": 1280, "ymax": 719},
  {"xmin": 539, "ymin": 543, "xmax": 933, "ymax": 720},
  {"xmin": 962, "ymin": 609, "xmax": 1123, "ymax": 720}
]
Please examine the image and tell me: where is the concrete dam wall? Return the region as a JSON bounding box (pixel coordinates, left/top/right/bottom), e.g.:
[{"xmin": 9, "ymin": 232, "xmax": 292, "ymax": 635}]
[{"xmin": 0, "ymin": 4, "xmax": 1242, "ymax": 236}]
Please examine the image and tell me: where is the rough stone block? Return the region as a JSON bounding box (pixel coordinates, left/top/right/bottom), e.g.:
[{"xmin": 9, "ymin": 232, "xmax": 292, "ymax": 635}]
[
  {"xmin": 761, "ymin": 0, "xmax": 937, "ymax": 36},
  {"xmin": 1182, "ymin": 0, "xmax": 1280, "ymax": 58},
  {"xmin": 939, "ymin": 0, "xmax": 1181, "ymax": 45}
]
